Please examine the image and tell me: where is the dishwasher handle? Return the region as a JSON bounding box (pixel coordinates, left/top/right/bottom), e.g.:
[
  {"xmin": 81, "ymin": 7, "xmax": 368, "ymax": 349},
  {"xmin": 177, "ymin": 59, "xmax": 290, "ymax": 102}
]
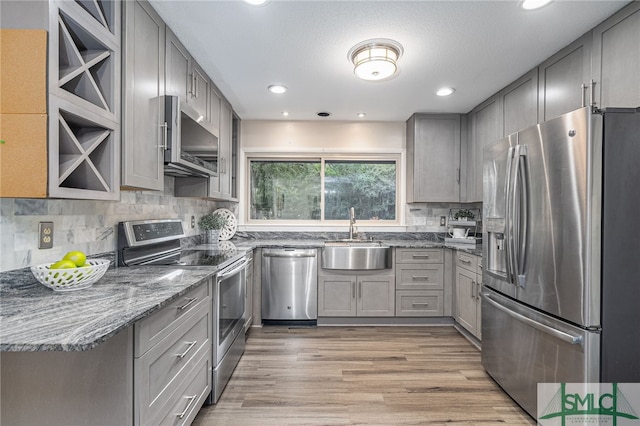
[{"xmin": 262, "ymin": 251, "xmax": 316, "ymax": 258}]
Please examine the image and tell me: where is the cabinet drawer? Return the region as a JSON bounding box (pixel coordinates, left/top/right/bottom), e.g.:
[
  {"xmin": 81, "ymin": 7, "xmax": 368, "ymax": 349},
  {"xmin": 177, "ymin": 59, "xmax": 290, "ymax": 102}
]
[
  {"xmin": 396, "ymin": 248, "xmax": 443, "ymax": 264},
  {"xmin": 135, "ymin": 300, "xmax": 211, "ymax": 425},
  {"xmin": 395, "ymin": 264, "xmax": 444, "ymax": 290},
  {"xmin": 135, "ymin": 281, "xmax": 210, "ymax": 356},
  {"xmin": 152, "ymin": 347, "xmax": 211, "ymax": 426},
  {"xmin": 455, "ymin": 252, "xmax": 479, "ymax": 273},
  {"xmin": 395, "ymin": 290, "xmax": 443, "ymax": 317}
]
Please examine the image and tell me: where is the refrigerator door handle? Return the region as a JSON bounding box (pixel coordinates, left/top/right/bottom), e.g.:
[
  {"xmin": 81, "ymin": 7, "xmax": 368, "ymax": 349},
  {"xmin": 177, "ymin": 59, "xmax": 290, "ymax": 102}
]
[
  {"xmin": 512, "ymin": 144, "xmax": 529, "ymax": 288},
  {"xmin": 482, "ymin": 293, "xmax": 583, "ymax": 345},
  {"xmin": 504, "ymin": 146, "xmax": 516, "ymax": 285}
]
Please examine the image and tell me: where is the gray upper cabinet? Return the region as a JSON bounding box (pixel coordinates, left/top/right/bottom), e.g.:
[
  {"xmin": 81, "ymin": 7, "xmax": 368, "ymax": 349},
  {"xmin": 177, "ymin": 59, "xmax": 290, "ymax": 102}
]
[
  {"xmin": 2, "ymin": 0, "xmax": 121, "ymax": 200},
  {"xmin": 217, "ymin": 101, "xmax": 233, "ymax": 198},
  {"xmin": 592, "ymin": 1, "xmax": 640, "ymax": 108},
  {"xmin": 538, "ymin": 33, "xmax": 592, "ymax": 122},
  {"xmin": 165, "ymin": 29, "xmax": 190, "ymax": 104},
  {"xmin": 500, "ymin": 68, "xmax": 538, "ymax": 137},
  {"xmin": 122, "ymin": 0, "xmax": 165, "ymax": 191},
  {"xmin": 165, "ymin": 29, "xmax": 210, "ymax": 122},
  {"xmin": 406, "ymin": 114, "xmax": 461, "ymax": 202},
  {"xmin": 467, "ymin": 96, "xmax": 500, "ymax": 202}
]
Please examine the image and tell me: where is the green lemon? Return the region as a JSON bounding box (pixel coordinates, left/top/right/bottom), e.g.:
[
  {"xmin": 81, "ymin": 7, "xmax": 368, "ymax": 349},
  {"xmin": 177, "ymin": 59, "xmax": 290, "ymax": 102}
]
[
  {"xmin": 50, "ymin": 259, "xmax": 77, "ymax": 269},
  {"xmin": 63, "ymin": 251, "xmax": 87, "ymax": 267}
]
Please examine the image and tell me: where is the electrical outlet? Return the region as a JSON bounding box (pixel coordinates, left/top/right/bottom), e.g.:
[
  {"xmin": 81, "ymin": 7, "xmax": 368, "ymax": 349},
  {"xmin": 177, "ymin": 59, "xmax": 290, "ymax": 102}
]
[
  {"xmin": 39, "ymin": 222, "xmax": 53, "ymax": 249},
  {"xmin": 191, "ymin": 216, "xmax": 195, "ymax": 229},
  {"xmin": 440, "ymin": 216, "xmax": 446, "ymax": 226}
]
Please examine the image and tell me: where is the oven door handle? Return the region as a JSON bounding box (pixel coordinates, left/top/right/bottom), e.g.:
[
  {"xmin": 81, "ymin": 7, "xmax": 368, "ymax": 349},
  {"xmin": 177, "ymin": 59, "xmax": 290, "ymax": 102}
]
[{"xmin": 217, "ymin": 258, "xmax": 249, "ymax": 280}]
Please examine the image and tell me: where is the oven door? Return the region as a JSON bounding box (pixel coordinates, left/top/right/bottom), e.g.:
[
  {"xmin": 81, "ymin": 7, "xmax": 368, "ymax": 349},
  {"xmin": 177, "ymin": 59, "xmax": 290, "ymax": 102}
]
[{"xmin": 213, "ymin": 257, "xmax": 247, "ymax": 365}]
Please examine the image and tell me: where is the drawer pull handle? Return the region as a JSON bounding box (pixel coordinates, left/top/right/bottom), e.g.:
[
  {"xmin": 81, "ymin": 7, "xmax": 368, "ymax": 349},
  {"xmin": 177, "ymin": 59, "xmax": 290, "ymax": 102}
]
[
  {"xmin": 412, "ymin": 255, "xmax": 430, "ymax": 259},
  {"xmin": 411, "ymin": 275, "xmax": 429, "ymax": 280},
  {"xmin": 460, "ymin": 259, "xmax": 472, "ymax": 264},
  {"xmin": 176, "ymin": 341, "xmax": 198, "ymax": 359},
  {"xmin": 412, "ymin": 302, "xmax": 430, "ymax": 307},
  {"xmin": 176, "ymin": 394, "xmax": 198, "ymax": 419},
  {"xmin": 177, "ymin": 297, "xmax": 198, "ymax": 311}
]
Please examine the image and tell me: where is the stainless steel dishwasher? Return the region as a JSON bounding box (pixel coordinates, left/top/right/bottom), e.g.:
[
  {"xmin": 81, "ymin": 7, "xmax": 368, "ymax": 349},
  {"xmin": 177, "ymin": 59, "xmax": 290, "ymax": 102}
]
[{"xmin": 261, "ymin": 248, "xmax": 318, "ymax": 322}]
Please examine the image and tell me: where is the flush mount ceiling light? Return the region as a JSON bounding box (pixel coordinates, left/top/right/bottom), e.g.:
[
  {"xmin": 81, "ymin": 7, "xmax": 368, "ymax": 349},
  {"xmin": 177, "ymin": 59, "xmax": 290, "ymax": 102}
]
[
  {"xmin": 244, "ymin": 0, "xmax": 269, "ymax": 6},
  {"xmin": 436, "ymin": 87, "xmax": 455, "ymax": 97},
  {"xmin": 348, "ymin": 39, "xmax": 403, "ymax": 81},
  {"xmin": 520, "ymin": 0, "xmax": 553, "ymax": 10},
  {"xmin": 268, "ymin": 85, "xmax": 287, "ymax": 94},
  {"xmin": 357, "ymin": 112, "xmax": 366, "ymax": 118}
]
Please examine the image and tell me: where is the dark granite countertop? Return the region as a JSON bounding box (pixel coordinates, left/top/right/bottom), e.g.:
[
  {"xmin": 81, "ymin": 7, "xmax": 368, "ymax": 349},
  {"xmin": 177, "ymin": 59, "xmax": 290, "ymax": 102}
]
[
  {"xmin": 0, "ymin": 266, "xmax": 217, "ymax": 352},
  {"xmin": 0, "ymin": 240, "xmax": 480, "ymax": 353}
]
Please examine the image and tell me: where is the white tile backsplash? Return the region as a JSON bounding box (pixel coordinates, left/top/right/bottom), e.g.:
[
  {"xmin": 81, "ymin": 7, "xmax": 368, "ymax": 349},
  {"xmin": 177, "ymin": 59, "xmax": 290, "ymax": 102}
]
[{"xmin": 0, "ymin": 177, "xmax": 237, "ymax": 272}]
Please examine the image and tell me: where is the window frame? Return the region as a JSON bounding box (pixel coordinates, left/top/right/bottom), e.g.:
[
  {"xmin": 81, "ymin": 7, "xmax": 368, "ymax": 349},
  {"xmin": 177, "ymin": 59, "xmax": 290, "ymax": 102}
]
[{"xmin": 245, "ymin": 153, "xmax": 401, "ymax": 226}]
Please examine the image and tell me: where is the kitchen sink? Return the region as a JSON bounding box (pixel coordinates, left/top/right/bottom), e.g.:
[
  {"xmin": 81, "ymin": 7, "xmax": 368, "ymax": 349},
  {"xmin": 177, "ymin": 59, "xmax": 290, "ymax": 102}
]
[{"xmin": 322, "ymin": 241, "xmax": 391, "ymax": 270}]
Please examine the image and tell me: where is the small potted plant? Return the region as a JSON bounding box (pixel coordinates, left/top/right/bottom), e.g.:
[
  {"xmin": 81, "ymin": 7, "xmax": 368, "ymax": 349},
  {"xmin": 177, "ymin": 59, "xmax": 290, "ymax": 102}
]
[
  {"xmin": 198, "ymin": 212, "xmax": 227, "ymax": 244},
  {"xmin": 454, "ymin": 209, "xmax": 475, "ymax": 221}
]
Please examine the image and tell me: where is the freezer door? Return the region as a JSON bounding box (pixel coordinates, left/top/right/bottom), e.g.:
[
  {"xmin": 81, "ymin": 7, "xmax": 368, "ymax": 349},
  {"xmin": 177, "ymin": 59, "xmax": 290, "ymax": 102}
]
[
  {"xmin": 513, "ymin": 107, "xmax": 602, "ymax": 327},
  {"xmin": 482, "ymin": 134, "xmax": 517, "ymax": 298},
  {"xmin": 481, "ymin": 288, "xmax": 599, "ymax": 419}
]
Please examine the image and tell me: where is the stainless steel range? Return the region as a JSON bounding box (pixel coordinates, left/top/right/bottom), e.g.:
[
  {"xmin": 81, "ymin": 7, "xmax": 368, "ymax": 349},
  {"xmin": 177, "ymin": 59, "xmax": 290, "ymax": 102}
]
[{"xmin": 118, "ymin": 219, "xmax": 247, "ymax": 404}]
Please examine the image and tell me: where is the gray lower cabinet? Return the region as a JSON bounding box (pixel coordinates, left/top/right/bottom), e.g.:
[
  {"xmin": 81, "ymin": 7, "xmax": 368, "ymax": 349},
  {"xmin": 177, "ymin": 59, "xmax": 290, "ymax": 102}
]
[
  {"xmin": 538, "ymin": 33, "xmax": 593, "ymax": 122},
  {"xmin": 318, "ymin": 273, "xmax": 395, "ymax": 317},
  {"xmin": 455, "ymin": 252, "xmax": 482, "ymax": 339},
  {"xmin": 406, "ymin": 114, "xmax": 461, "ymax": 202},
  {"xmin": 592, "ymin": 1, "xmax": 640, "ymax": 108},
  {"xmin": 122, "ymin": 0, "xmax": 165, "ymax": 191},
  {"xmin": 134, "ymin": 282, "xmax": 212, "ymax": 426},
  {"xmin": 0, "ymin": 280, "xmax": 212, "ymax": 426},
  {"xmin": 395, "ymin": 248, "xmax": 444, "ymax": 316},
  {"xmin": 134, "ymin": 292, "xmax": 212, "ymax": 425}
]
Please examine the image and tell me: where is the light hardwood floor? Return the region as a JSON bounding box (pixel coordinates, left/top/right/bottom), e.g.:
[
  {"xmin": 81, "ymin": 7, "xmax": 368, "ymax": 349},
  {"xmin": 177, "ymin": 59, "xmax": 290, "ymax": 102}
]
[{"xmin": 193, "ymin": 326, "xmax": 535, "ymax": 426}]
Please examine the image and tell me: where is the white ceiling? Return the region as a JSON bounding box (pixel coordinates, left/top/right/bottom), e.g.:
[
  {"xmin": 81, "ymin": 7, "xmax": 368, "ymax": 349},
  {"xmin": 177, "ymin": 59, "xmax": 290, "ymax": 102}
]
[{"xmin": 148, "ymin": 0, "xmax": 627, "ymax": 122}]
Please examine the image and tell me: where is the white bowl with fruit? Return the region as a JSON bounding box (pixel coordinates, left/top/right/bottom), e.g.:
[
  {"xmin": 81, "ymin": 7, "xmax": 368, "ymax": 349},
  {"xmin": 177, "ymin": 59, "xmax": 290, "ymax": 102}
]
[{"xmin": 31, "ymin": 251, "xmax": 110, "ymax": 292}]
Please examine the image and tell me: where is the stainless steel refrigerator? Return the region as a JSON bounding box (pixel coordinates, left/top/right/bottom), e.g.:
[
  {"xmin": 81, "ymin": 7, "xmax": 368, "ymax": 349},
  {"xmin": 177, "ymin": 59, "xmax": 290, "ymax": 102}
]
[{"xmin": 481, "ymin": 106, "xmax": 640, "ymax": 418}]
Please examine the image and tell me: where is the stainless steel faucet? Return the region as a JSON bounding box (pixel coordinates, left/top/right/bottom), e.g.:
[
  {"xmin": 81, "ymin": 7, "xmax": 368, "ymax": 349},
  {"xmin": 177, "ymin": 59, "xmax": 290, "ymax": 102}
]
[{"xmin": 348, "ymin": 207, "xmax": 358, "ymax": 240}]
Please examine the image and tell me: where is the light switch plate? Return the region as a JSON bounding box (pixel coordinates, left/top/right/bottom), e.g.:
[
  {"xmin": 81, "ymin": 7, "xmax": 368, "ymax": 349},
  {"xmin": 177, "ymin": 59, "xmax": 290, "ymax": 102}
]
[
  {"xmin": 39, "ymin": 221, "xmax": 53, "ymax": 249},
  {"xmin": 440, "ymin": 216, "xmax": 447, "ymax": 226}
]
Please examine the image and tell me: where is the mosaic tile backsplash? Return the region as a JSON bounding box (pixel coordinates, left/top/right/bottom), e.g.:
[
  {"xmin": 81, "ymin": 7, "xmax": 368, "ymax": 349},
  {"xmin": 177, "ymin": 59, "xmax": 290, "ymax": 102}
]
[{"xmin": 0, "ymin": 177, "xmax": 236, "ymax": 272}]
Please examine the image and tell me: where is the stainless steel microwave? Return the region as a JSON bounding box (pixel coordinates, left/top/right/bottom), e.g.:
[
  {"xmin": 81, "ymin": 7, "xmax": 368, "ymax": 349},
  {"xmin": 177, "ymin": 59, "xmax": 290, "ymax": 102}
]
[{"xmin": 163, "ymin": 95, "xmax": 219, "ymax": 178}]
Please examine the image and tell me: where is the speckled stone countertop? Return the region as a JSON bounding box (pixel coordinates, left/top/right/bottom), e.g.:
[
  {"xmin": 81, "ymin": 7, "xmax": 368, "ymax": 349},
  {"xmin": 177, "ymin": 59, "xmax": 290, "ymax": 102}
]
[
  {"xmin": 0, "ymin": 266, "xmax": 218, "ymax": 352},
  {"xmin": 0, "ymin": 237, "xmax": 480, "ymax": 353},
  {"xmin": 226, "ymin": 238, "xmax": 483, "ymax": 257}
]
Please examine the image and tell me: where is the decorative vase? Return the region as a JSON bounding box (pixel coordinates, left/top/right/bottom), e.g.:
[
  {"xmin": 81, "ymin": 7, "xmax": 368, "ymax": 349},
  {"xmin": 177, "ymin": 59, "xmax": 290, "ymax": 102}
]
[{"xmin": 205, "ymin": 230, "xmax": 220, "ymax": 244}]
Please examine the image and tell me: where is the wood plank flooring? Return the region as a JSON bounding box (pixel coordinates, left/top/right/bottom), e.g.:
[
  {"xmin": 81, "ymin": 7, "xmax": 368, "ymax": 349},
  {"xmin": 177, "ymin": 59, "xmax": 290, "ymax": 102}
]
[{"xmin": 193, "ymin": 326, "xmax": 535, "ymax": 426}]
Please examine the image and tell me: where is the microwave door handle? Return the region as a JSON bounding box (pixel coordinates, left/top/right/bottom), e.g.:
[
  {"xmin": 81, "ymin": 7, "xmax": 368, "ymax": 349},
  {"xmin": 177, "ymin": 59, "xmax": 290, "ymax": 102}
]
[{"xmin": 161, "ymin": 122, "xmax": 168, "ymax": 150}]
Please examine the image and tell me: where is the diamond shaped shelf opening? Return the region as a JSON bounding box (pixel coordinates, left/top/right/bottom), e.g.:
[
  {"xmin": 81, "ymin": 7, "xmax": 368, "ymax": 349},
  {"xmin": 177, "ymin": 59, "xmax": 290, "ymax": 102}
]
[
  {"xmin": 58, "ymin": 10, "xmax": 113, "ymax": 113},
  {"xmin": 75, "ymin": 0, "xmax": 115, "ymax": 35},
  {"xmin": 57, "ymin": 109, "xmax": 113, "ymax": 193}
]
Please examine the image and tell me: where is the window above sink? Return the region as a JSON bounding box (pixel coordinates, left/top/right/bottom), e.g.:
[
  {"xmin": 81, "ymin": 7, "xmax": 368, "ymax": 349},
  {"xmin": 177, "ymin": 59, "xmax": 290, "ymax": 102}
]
[{"xmin": 247, "ymin": 155, "xmax": 399, "ymax": 226}]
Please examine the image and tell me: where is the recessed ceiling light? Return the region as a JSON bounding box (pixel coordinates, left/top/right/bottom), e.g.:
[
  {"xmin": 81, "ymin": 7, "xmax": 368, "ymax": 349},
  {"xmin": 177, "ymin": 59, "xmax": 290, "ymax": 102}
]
[
  {"xmin": 244, "ymin": 0, "xmax": 269, "ymax": 5},
  {"xmin": 520, "ymin": 0, "xmax": 553, "ymax": 10},
  {"xmin": 436, "ymin": 87, "xmax": 455, "ymax": 97},
  {"xmin": 282, "ymin": 111, "xmax": 289, "ymax": 117},
  {"xmin": 317, "ymin": 112, "xmax": 331, "ymax": 117},
  {"xmin": 357, "ymin": 113, "xmax": 366, "ymax": 118},
  {"xmin": 268, "ymin": 85, "xmax": 287, "ymax": 94}
]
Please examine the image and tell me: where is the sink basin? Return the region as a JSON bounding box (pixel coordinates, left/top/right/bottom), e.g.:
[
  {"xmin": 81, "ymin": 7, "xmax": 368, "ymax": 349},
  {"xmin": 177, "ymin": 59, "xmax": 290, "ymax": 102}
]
[
  {"xmin": 322, "ymin": 241, "xmax": 391, "ymax": 270},
  {"xmin": 324, "ymin": 240, "xmax": 385, "ymax": 247}
]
